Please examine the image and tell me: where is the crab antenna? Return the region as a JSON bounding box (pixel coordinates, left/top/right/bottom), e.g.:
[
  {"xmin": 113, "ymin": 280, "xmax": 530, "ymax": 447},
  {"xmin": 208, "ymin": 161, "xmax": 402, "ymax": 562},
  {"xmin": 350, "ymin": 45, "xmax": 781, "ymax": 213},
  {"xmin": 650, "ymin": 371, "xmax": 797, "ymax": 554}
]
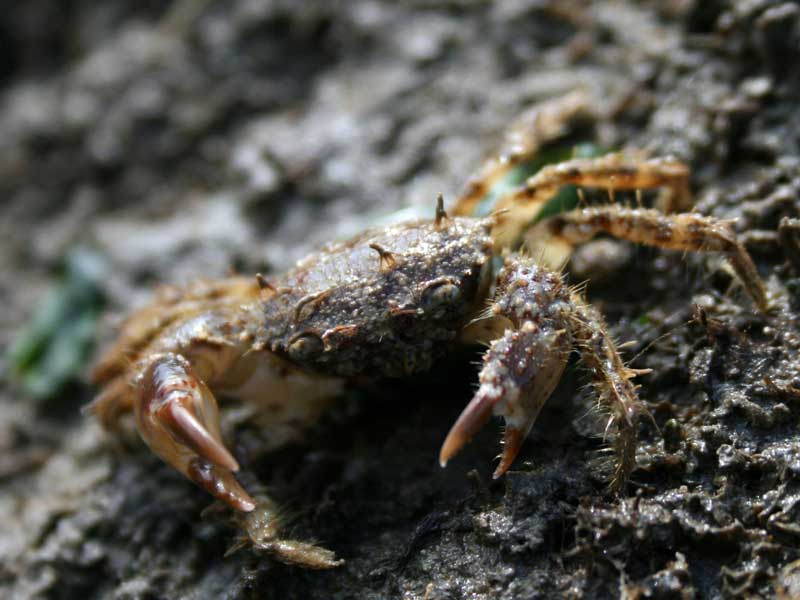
[{"xmin": 435, "ymin": 193, "xmax": 448, "ymax": 228}]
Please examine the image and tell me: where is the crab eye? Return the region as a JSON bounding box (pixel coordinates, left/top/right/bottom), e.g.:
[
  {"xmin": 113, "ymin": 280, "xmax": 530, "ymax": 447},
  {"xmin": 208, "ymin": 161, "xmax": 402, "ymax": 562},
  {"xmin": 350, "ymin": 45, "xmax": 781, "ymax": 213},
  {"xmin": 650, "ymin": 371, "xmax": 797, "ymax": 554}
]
[
  {"xmin": 420, "ymin": 280, "xmax": 461, "ymax": 315},
  {"xmin": 287, "ymin": 332, "xmax": 324, "ymax": 362}
]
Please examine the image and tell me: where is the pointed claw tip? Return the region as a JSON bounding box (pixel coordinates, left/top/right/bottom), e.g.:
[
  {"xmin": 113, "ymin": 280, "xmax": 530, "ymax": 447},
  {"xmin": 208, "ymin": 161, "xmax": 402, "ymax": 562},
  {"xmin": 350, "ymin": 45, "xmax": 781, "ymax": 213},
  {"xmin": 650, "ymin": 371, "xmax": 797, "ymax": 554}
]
[
  {"xmin": 438, "ymin": 429, "xmax": 468, "ymax": 469},
  {"xmin": 237, "ymin": 498, "xmax": 257, "ymax": 512},
  {"xmin": 439, "ymin": 433, "xmax": 458, "ymax": 464},
  {"xmin": 492, "ymin": 455, "xmax": 513, "ymax": 480},
  {"xmin": 492, "ymin": 462, "xmax": 510, "ymax": 480},
  {"xmin": 164, "ymin": 402, "xmax": 240, "ymax": 472},
  {"xmin": 493, "ymin": 426, "xmax": 525, "ymax": 480},
  {"xmin": 439, "ymin": 393, "xmax": 496, "ymax": 467}
]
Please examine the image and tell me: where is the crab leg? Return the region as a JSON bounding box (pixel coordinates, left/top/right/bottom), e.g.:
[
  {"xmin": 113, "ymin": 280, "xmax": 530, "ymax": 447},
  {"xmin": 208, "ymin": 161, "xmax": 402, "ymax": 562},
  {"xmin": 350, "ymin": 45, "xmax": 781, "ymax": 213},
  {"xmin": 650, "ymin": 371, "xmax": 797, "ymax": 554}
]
[
  {"xmin": 545, "ymin": 205, "xmax": 768, "ymax": 310},
  {"xmin": 505, "ymin": 153, "xmax": 691, "ymax": 213},
  {"xmin": 88, "ymin": 377, "xmax": 135, "ymax": 431},
  {"xmin": 489, "ymin": 153, "xmax": 691, "ymax": 254},
  {"xmin": 440, "ymin": 260, "xmax": 572, "ymax": 477},
  {"xmin": 136, "ymin": 352, "xmax": 256, "ymax": 512},
  {"xmin": 567, "ymin": 296, "xmax": 647, "ymax": 489},
  {"xmin": 450, "ymin": 90, "xmax": 590, "ymax": 217}
]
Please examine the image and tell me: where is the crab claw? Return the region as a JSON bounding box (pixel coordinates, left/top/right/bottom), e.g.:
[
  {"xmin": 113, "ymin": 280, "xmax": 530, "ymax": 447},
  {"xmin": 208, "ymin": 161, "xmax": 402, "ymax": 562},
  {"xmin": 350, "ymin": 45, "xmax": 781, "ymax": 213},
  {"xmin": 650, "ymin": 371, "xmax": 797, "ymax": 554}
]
[
  {"xmin": 439, "ymin": 324, "xmax": 570, "ymax": 478},
  {"xmin": 494, "ymin": 425, "xmax": 527, "ymax": 479},
  {"xmin": 438, "ymin": 380, "xmax": 532, "ymax": 479},
  {"xmin": 439, "ymin": 391, "xmax": 493, "ymax": 469},
  {"xmin": 136, "ymin": 353, "xmax": 256, "ymax": 512}
]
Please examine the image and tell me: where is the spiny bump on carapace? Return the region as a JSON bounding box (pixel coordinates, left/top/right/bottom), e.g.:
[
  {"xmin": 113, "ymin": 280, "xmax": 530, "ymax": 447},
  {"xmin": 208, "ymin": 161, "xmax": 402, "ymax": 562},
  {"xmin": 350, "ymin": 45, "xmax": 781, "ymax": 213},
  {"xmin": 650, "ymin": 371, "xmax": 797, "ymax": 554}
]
[
  {"xmin": 435, "ymin": 193, "xmax": 449, "ymax": 229},
  {"xmin": 368, "ymin": 243, "xmax": 398, "ymax": 272},
  {"xmin": 255, "ymin": 273, "xmax": 275, "ymax": 292}
]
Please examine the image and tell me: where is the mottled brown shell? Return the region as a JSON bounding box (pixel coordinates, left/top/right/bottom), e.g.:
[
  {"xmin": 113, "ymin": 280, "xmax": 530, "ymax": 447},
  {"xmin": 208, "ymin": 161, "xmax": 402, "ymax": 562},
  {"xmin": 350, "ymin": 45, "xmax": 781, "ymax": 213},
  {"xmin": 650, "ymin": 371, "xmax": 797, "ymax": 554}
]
[{"xmin": 257, "ymin": 217, "xmax": 494, "ymax": 377}]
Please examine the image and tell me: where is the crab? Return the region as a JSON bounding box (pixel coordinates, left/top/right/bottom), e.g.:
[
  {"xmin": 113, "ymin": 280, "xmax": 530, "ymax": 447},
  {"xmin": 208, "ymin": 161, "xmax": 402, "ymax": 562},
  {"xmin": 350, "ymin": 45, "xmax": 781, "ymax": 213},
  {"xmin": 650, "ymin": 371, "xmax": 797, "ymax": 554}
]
[{"xmin": 90, "ymin": 92, "xmax": 768, "ymax": 568}]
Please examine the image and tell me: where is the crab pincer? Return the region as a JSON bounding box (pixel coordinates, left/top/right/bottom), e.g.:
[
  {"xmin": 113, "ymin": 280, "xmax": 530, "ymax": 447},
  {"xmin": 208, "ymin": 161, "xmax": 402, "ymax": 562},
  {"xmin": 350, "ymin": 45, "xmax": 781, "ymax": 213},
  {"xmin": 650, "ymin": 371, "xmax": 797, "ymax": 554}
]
[
  {"xmin": 136, "ymin": 352, "xmax": 256, "ymax": 512},
  {"xmin": 440, "ymin": 262, "xmax": 572, "ymax": 479}
]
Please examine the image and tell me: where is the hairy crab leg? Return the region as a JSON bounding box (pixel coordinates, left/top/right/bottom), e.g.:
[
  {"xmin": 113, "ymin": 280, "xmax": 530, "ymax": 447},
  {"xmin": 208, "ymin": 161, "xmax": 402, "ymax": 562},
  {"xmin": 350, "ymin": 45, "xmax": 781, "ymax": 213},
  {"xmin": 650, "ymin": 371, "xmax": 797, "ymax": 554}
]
[
  {"xmin": 545, "ymin": 205, "xmax": 768, "ymax": 310},
  {"xmin": 566, "ymin": 295, "xmax": 648, "ymax": 490},
  {"xmin": 231, "ymin": 497, "xmax": 344, "ymax": 569},
  {"xmin": 506, "ymin": 153, "xmax": 691, "ymax": 214},
  {"xmin": 450, "ymin": 89, "xmax": 590, "ymax": 218},
  {"xmin": 137, "ymin": 352, "xmax": 256, "ymax": 512},
  {"xmin": 492, "ymin": 153, "xmax": 691, "ymax": 256},
  {"xmin": 88, "ymin": 377, "xmax": 134, "ymax": 431}
]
